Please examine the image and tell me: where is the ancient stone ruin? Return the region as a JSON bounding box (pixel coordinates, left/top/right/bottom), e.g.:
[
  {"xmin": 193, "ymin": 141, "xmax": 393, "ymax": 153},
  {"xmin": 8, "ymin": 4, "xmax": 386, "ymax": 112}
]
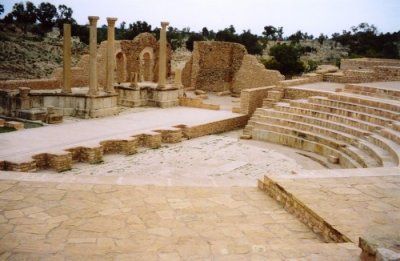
[
  {"xmin": 182, "ymin": 41, "xmax": 284, "ymax": 94},
  {"xmin": 0, "ymin": 14, "xmax": 400, "ymax": 261}
]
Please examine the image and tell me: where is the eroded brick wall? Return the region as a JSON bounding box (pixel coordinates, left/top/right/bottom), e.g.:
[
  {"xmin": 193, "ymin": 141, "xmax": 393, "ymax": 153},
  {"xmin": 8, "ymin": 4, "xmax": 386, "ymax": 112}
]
[{"xmin": 182, "ymin": 41, "xmax": 284, "ymax": 94}]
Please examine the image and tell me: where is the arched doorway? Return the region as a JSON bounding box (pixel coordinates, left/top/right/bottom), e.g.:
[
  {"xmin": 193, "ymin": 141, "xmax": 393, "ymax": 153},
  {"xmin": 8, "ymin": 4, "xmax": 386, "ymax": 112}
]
[
  {"xmin": 139, "ymin": 47, "xmax": 154, "ymax": 82},
  {"xmin": 115, "ymin": 51, "xmax": 127, "ymax": 83}
]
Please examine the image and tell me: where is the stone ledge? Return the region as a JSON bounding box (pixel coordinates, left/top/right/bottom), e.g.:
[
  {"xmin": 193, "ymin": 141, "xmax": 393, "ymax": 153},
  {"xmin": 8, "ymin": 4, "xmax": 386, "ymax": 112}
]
[
  {"xmin": 0, "ymin": 115, "xmax": 247, "ymax": 173},
  {"xmin": 258, "ymin": 175, "xmax": 352, "ymax": 243}
]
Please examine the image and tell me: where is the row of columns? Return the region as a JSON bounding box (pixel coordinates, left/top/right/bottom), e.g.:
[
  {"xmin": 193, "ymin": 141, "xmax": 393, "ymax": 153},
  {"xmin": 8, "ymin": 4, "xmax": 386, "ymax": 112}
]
[{"xmin": 62, "ymin": 17, "xmax": 170, "ymax": 95}]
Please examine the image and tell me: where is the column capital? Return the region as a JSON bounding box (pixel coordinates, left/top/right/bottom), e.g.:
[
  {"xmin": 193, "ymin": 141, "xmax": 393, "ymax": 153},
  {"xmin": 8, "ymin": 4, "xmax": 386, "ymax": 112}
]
[
  {"xmin": 161, "ymin": 21, "xmax": 169, "ymax": 29},
  {"xmin": 107, "ymin": 17, "xmax": 118, "ymax": 25},
  {"xmin": 88, "ymin": 16, "xmax": 99, "ymax": 25}
]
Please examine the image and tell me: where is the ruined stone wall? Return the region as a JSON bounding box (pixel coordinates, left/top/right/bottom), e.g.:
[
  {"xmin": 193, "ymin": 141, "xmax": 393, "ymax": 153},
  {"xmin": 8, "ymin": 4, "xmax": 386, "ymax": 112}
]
[
  {"xmin": 182, "ymin": 41, "xmax": 284, "ymax": 94},
  {"xmin": 341, "ymin": 58, "xmax": 400, "ymax": 70},
  {"xmin": 119, "ymin": 33, "xmax": 172, "ymax": 83},
  {"xmin": 232, "ymin": 55, "xmax": 284, "ymax": 93},
  {"xmin": 374, "ymin": 66, "xmax": 400, "ymax": 81},
  {"xmin": 181, "ymin": 56, "xmax": 192, "ymax": 88},
  {"xmin": 0, "ymin": 79, "xmax": 60, "ymax": 91},
  {"xmin": 51, "ymin": 33, "xmax": 172, "ymax": 89},
  {"xmin": 188, "ymin": 41, "xmax": 246, "ymax": 92},
  {"xmin": 239, "ymin": 86, "xmax": 276, "ymax": 115}
]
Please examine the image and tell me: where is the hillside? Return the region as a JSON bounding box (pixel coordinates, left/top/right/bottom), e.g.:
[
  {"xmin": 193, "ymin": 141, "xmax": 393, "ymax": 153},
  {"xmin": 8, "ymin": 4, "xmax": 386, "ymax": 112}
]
[{"xmin": 0, "ymin": 25, "xmax": 87, "ymax": 80}]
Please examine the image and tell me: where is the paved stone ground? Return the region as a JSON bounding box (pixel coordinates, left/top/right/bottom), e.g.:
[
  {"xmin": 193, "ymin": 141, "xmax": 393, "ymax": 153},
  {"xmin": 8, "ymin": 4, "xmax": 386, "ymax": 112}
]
[
  {"xmin": 0, "ymin": 107, "xmax": 242, "ymax": 161},
  {"xmin": 14, "ymin": 131, "xmax": 322, "ymax": 187},
  {"xmin": 271, "ymin": 169, "xmax": 400, "ymax": 252},
  {"xmin": 0, "ymin": 179, "xmax": 361, "ymax": 260}
]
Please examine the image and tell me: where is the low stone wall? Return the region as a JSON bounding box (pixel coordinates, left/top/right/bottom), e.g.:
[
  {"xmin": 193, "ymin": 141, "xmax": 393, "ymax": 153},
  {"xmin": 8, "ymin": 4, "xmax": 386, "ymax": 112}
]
[
  {"xmin": 341, "ymin": 58, "xmax": 400, "ymax": 70},
  {"xmin": 178, "ymin": 97, "xmax": 220, "ymax": 110},
  {"xmin": 279, "ymin": 74, "xmax": 323, "ymax": 87},
  {"xmin": 284, "ymin": 88, "xmax": 330, "ymax": 100},
  {"xmin": 0, "ymin": 78, "xmax": 60, "ymax": 91},
  {"xmin": 177, "ymin": 115, "xmax": 248, "ymax": 139},
  {"xmin": 239, "ymin": 86, "xmax": 276, "ymax": 115},
  {"xmin": 258, "ymin": 176, "xmax": 351, "ymax": 243},
  {"xmin": 324, "ymin": 63, "xmax": 400, "ymax": 84},
  {"xmin": 374, "ymin": 66, "xmax": 400, "ymax": 81}
]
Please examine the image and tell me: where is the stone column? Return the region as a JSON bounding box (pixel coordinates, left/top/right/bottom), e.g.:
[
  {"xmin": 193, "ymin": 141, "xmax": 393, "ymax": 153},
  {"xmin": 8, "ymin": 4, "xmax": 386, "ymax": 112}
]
[
  {"xmin": 62, "ymin": 23, "xmax": 72, "ymax": 93},
  {"xmin": 19, "ymin": 87, "xmax": 31, "ymax": 110},
  {"xmin": 88, "ymin": 16, "xmax": 99, "ymax": 96},
  {"xmin": 106, "ymin": 17, "xmax": 117, "ymax": 94},
  {"xmin": 158, "ymin": 21, "xmax": 169, "ymax": 89}
]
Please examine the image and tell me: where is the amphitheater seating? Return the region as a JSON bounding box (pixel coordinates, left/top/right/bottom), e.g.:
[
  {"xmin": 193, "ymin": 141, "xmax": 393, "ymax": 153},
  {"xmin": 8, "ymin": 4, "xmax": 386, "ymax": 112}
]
[
  {"xmin": 245, "ymin": 83, "xmax": 400, "ymax": 169},
  {"xmin": 344, "ymin": 83, "xmax": 400, "ymax": 101}
]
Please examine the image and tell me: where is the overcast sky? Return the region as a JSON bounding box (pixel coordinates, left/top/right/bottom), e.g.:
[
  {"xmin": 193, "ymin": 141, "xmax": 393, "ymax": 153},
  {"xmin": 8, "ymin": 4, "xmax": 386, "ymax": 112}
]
[{"xmin": 2, "ymin": 0, "xmax": 400, "ymax": 36}]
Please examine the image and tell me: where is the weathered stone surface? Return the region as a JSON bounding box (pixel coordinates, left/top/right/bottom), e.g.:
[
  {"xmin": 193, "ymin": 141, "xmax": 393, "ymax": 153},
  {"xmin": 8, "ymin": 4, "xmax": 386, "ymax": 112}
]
[{"xmin": 182, "ymin": 41, "xmax": 283, "ymax": 94}]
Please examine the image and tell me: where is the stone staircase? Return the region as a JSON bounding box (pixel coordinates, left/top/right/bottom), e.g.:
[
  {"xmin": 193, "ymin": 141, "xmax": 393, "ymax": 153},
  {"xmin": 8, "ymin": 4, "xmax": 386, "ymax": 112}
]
[{"xmin": 244, "ymin": 87, "xmax": 400, "ymax": 168}]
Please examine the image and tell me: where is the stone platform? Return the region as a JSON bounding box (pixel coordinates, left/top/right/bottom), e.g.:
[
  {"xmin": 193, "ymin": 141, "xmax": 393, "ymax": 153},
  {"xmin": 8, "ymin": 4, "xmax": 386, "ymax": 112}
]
[
  {"xmin": 0, "ymin": 107, "xmax": 247, "ymax": 172},
  {"xmin": 258, "ymin": 167, "xmax": 400, "ymax": 259},
  {"xmin": 0, "ymin": 179, "xmax": 360, "ymax": 260}
]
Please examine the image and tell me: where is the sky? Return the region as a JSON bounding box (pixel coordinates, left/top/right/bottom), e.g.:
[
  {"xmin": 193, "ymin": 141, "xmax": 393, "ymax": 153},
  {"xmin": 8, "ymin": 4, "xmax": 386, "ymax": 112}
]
[{"xmin": 2, "ymin": 0, "xmax": 400, "ymax": 36}]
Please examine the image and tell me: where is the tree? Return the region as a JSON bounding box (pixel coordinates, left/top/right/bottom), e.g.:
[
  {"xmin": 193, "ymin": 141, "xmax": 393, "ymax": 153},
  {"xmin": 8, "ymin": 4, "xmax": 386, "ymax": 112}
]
[
  {"xmin": 186, "ymin": 33, "xmax": 204, "ymax": 51},
  {"xmin": 56, "ymin": 4, "xmax": 75, "ymax": 31},
  {"xmin": 317, "ymin": 33, "xmax": 327, "ymax": 45},
  {"xmin": 216, "ymin": 25, "xmax": 238, "ymax": 42},
  {"xmin": 36, "ymin": 2, "xmax": 57, "ymax": 32},
  {"xmin": 262, "ymin": 43, "xmax": 305, "ymax": 77},
  {"xmin": 201, "ymin": 27, "xmax": 209, "ymax": 38},
  {"xmin": 331, "ymin": 23, "xmax": 400, "ymax": 59},
  {"xmin": 123, "ymin": 21, "xmax": 152, "ymax": 39},
  {"xmin": 239, "ymin": 30, "xmax": 263, "ymax": 55},
  {"xmin": 288, "ymin": 30, "xmax": 305, "ymax": 43},
  {"xmin": 0, "ymin": 4, "xmax": 4, "ymax": 15},
  {"xmin": 3, "ymin": 13, "xmax": 14, "ymax": 24},
  {"xmin": 11, "ymin": 1, "xmax": 37, "ymax": 33},
  {"xmin": 168, "ymin": 26, "xmax": 185, "ymax": 50},
  {"xmin": 262, "ymin": 25, "xmax": 283, "ymax": 41}
]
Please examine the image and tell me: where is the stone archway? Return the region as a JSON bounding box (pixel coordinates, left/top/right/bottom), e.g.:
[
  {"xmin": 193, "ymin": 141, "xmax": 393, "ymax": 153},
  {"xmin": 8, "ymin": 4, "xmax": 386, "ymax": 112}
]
[
  {"xmin": 139, "ymin": 47, "xmax": 154, "ymax": 82},
  {"xmin": 115, "ymin": 51, "xmax": 127, "ymax": 83}
]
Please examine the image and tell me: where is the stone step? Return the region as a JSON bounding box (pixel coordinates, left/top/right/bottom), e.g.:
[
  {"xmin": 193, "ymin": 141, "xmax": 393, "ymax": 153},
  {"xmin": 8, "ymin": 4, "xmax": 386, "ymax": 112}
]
[
  {"xmin": 255, "ymin": 114, "xmax": 387, "ymax": 167},
  {"xmin": 273, "ymin": 103, "xmax": 381, "ymax": 132},
  {"xmin": 289, "ymin": 99, "xmax": 392, "ymax": 127},
  {"xmin": 252, "ymin": 129, "xmax": 361, "ymax": 169},
  {"xmin": 258, "ymin": 108, "xmax": 370, "ymax": 137},
  {"xmin": 356, "ymin": 139, "xmax": 395, "ymax": 167},
  {"xmin": 344, "ymin": 83, "xmax": 400, "ymax": 101},
  {"xmin": 252, "ymin": 121, "xmax": 378, "ymax": 168},
  {"xmin": 308, "ymin": 96, "xmax": 400, "ymax": 121},
  {"xmin": 328, "ymin": 92, "xmax": 400, "ymax": 112},
  {"xmin": 380, "ymin": 127, "xmax": 400, "ymax": 145},
  {"xmin": 368, "ymin": 134, "xmax": 400, "ymax": 166},
  {"xmin": 255, "ymin": 108, "xmax": 394, "ymax": 166}
]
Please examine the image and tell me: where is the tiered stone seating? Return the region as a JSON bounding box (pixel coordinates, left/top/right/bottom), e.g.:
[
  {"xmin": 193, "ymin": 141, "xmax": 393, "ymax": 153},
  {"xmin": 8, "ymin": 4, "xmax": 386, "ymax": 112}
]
[
  {"xmin": 344, "ymin": 83, "xmax": 400, "ymax": 100},
  {"xmin": 245, "ymin": 86, "xmax": 400, "ymax": 168}
]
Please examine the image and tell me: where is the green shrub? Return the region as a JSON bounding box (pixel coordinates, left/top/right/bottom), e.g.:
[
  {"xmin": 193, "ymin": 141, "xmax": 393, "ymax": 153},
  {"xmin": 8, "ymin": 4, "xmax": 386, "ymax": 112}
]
[
  {"xmin": 262, "ymin": 43, "xmax": 305, "ymax": 77},
  {"xmin": 305, "ymin": 60, "xmax": 318, "ymax": 72}
]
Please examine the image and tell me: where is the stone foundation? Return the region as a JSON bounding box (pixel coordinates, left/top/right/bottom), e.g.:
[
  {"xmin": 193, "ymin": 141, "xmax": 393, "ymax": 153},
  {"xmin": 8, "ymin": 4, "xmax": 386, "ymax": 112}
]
[{"xmin": 116, "ymin": 84, "xmax": 179, "ymax": 108}]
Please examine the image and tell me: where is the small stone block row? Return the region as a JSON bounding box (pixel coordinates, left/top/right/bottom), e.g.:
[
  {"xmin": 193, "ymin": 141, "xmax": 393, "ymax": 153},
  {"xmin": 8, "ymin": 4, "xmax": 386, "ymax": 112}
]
[
  {"xmin": 4, "ymin": 121, "xmax": 24, "ymax": 130},
  {"xmin": 154, "ymin": 128, "xmax": 183, "ymax": 143},
  {"xmin": 0, "ymin": 116, "xmax": 247, "ymax": 173}
]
